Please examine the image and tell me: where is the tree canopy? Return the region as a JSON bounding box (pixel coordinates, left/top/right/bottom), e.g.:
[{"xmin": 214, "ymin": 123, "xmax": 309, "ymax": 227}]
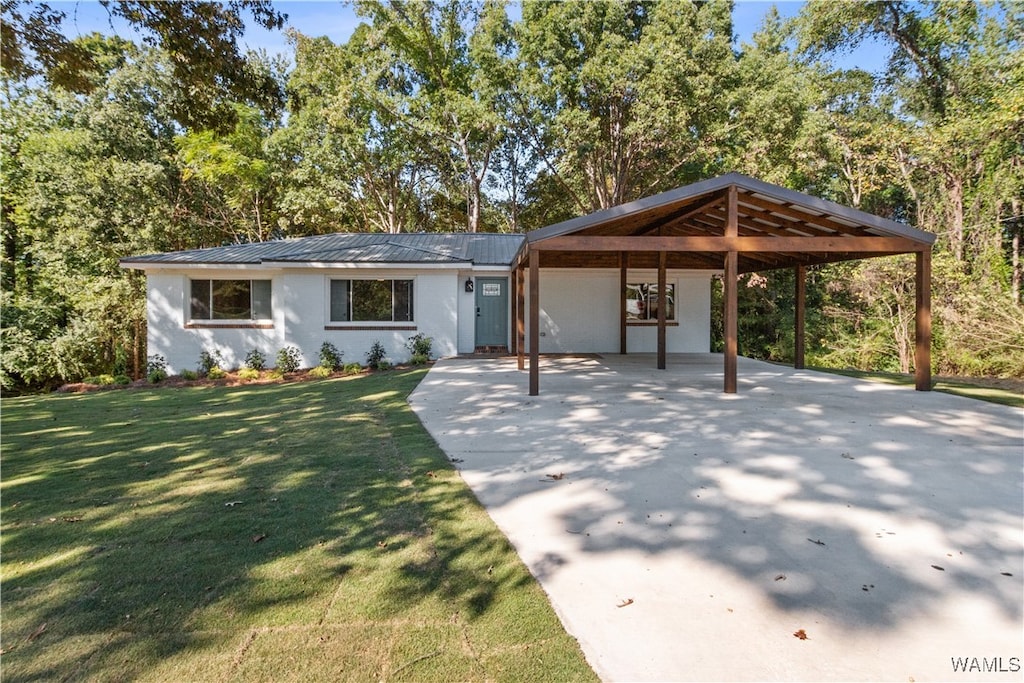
[{"xmin": 1, "ymin": 0, "xmax": 1021, "ymax": 392}]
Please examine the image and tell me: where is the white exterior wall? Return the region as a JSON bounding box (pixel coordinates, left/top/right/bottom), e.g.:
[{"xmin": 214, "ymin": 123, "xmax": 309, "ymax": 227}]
[
  {"xmin": 531, "ymin": 269, "xmax": 712, "ymax": 354},
  {"xmin": 146, "ymin": 267, "xmax": 463, "ymax": 374},
  {"xmin": 145, "ymin": 264, "xmax": 712, "ymax": 374}
]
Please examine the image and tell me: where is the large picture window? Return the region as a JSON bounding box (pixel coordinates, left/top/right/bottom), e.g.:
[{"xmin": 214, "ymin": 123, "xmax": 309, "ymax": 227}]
[
  {"xmin": 625, "ymin": 282, "xmax": 675, "ymax": 321},
  {"xmin": 190, "ymin": 279, "xmax": 272, "ymax": 320},
  {"xmin": 330, "ymin": 279, "xmax": 413, "ymax": 322}
]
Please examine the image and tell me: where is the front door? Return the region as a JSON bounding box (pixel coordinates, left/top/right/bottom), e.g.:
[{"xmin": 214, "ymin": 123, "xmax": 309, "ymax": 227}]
[{"xmin": 475, "ymin": 277, "xmax": 509, "ymax": 348}]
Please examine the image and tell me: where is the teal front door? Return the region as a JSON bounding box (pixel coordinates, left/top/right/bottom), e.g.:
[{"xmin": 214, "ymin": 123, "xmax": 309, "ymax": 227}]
[{"xmin": 475, "ymin": 277, "xmax": 509, "ymax": 348}]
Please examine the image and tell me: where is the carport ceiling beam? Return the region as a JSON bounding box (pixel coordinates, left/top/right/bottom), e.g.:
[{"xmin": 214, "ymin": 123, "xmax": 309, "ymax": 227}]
[{"xmin": 530, "ymin": 235, "xmax": 927, "ymax": 253}]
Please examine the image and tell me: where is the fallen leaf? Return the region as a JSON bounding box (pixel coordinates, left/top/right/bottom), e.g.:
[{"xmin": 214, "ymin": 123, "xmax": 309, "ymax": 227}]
[
  {"xmin": 449, "ymin": 457, "xmax": 464, "ymax": 463},
  {"xmin": 774, "ymin": 574, "xmax": 787, "ymax": 581},
  {"xmin": 426, "ymin": 471, "xmax": 436, "ymax": 478},
  {"xmin": 931, "ymin": 565, "xmax": 945, "ymax": 571},
  {"xmin": 1001, "ymin": 572, "xmax": 1013, "ymax": 577},
  {"xmin": 807, "ymin": 538, "xmax": 826, "ymax": 546},
  {"xmin": 547, "ymin": 473, "xmax": 565, "ymax": 480},
  {"xmin": 377, "ymin": 541, "xmax": 388, "ymax": 548},
  {"xmin": 224, "ymin": 501, "xmax": 243, "ymax": 507},
  {"xmin": 793, "ymin": 629, "xmax": 809, "ymax": 640},
  {"xmin": 486, "ymin": 565, "xmax": 493, "ymax": 575},
  {"xmin": 61, "ymin": 516, "xmax": 83, "ymax": 523},
  {"xmin": 251, "ymin": 534, "xmax": 266, "ymax": 543},
  {"xmin": 841, "ymin": 453, "xmax": 855, "ymax": 460},
  {"xmin": 617, "ymin": 598, "xmax": 634, "ymax": 608},
  {"xmin": 26, "ymin": 623, "xmax": 47, "ymax": 643}
]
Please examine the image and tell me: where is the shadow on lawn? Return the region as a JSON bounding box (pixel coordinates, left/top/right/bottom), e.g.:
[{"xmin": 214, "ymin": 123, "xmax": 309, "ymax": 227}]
[{"xmin": 1, "ymin": 370, "xmax": 534, "ymax": 681}]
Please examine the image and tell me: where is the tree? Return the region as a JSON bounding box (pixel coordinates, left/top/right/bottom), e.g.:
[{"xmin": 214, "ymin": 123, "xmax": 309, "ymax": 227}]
[{"xmin": 1, "ymin": 0, "xmax": 286, "ymax": 131}]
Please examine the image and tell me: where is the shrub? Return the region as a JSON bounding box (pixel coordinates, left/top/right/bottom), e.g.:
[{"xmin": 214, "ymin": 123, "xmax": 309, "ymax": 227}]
[
  {"xmin": 376, "ymin": 360, "xmax": 392, "ymax": 371},
  {"xmin": 244, "ymin": 349, "xmax": 267, "ymax": 371},
  {"xmin": 318, "ymin": 341, "xmax": 343, "ymax": 370},
  {"xmin": 84, "ymin": 374, "xmax": 116, "ymax": 385},
  {"xmin": 343, "ymin": 363, "xmax": 363, "ymax": 375},
  {"xmin": 180, "ymin": 370, "xmax": 199, "ymax": 381},
  {"xmin": 147, "ymin": 354, "xmax": 167, "ymax": 384},
  {"xmin": 365, "ymin": 341, "xmax": 387, "ymax": 370},
  {"xmin": 276, "ymin": 346, "xmax": 302, "ymax": 373},
  {"xmin": 409, "ymin": 353, "xmax": 430, "ymax": 366},
  {"xmin": 308, "ymin": 365, "xmax": 332, "ymax": 379},
  {"xmin": 405, "ymin": 333, "xmax": 433, "ymax": 359},
  {"xmin": 207, "ymin": 367, "xmax": 227, "ymax": 380},
  {"xmin": 198, "ymin": 349, "xmax": 223, "ymax": 376},
  {"xmin": 237, "ymin": 367, "xmax": 260, "ymax": 380},
  {"xmin": 113, "ymin": 375, "xmax": 131, "ymax": 385}
]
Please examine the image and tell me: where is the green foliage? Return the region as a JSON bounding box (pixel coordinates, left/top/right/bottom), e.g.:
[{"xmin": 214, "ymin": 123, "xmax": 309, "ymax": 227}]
[
  {"xmin": 244, "ymin": 348, "xmax": 267, "ymax": 371},
  {"xmin": 180, "ymin": 370, "xmax": 199, "ymax": 381},
  {"xmin": 409, "ymin": 354, "xmax": 430, "ymax": 366},
  {"xmin": 147, "ymin": 355, "xmax": 167, "ymax": 383},
  {"xmin": 275, "ymin": 345, "xmax": 302, "ymax": 373},
  {"xmin": 198, "ymin": 349, "xmax": 223, "ymax": 376},
  {"xmin": 365, "ymin": 340, "xmax": 387, "ymax": 370},
  {"xmin": 404, "ymin": 333, "xmax": 433, "ymax": 359},
  {"xmin": 206, "ymin": 367, "xmax": 227, "ymax": 380},
  {"xmin": 318, "ymin": 341, "xmax": 343, "ymax": 370},
  {"xmin": 343, "ymin": 362, "xmax": 364, "ymax": 375},
  {"xmin": 84, "ymin": 374, "xmax": 116, "ymax": 386},
  {"xmin": 237, "ymin": 367, "xmax": 260, "ymax": 380},
  {"xmin": 307, "ymin": 365, "xmax": 332, "ymax": 378}
]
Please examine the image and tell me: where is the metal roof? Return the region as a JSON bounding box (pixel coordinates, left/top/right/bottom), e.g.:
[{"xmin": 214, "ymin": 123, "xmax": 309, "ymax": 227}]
[{"xmin": 121, "ymin": 232, "xmax": 525, "ymax": 268}]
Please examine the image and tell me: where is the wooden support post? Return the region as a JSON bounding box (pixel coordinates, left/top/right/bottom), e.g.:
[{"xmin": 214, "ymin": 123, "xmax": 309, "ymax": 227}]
[
  {"xmin": 620, "ymin": 252, "xmax": 628, "ymax": 355},
  {"xmin": 529, "ymin": 248, "xmax": 540, "ymax": 396},
  {"xmin": 657, "ymin": 250, "xmax": 667, "ymax": 370},
  {"xmin": 516, "ymin": 264, "xmax": 525, "ymax": 370},
  {"xmin": 724, "ymin": 185, "xmax": 738, "ymax": 393},
  {"xmin": 915, "ymin": 249, "xmax": 932, "ymax": 391},
  {"xmin": 794, "ymin": 265, "xmax": 806, "ymax": 370}
]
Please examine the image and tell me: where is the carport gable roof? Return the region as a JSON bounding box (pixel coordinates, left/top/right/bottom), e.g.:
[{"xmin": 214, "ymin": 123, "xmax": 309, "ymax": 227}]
[
  {"xmin": 521, "ymin": 173, "xmax": 935, "ymax": 272},
  {"xmin": 121, "ymin": 232, "xmax": 525, "ymax": 269}
]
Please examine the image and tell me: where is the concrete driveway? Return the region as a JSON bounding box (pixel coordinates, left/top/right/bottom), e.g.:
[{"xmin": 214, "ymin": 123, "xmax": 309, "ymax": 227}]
[{"xmin": 408, "ymin": 354, "xmax": 1023, "ymax": 682}]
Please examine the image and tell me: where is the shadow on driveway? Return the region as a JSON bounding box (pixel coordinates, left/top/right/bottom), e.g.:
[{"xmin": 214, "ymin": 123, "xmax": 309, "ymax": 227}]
[{"xmin": 410, "ymin": 354, "xmax": 1024, "ymax": 682}]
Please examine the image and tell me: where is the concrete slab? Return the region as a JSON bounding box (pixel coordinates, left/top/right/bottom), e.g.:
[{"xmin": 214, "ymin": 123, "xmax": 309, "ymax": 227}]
[{"xmin": 409, "ymin": 354, "xmax": 1024, "ymax": 682}]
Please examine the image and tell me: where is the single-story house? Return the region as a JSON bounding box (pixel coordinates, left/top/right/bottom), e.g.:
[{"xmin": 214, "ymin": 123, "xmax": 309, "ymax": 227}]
[{"xmin": 120, "ymin": 173, "xmax": 936, "ymax": 393}]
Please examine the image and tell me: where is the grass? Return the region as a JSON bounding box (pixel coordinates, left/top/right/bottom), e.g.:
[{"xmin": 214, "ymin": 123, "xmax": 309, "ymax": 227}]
[
  {"xmin": 809, "ymin": 366, "xmax": 1024, "ymax": 408},
  {"xmin": 0, "ymin": 369, "xmax": 598, "ymax": 682}
]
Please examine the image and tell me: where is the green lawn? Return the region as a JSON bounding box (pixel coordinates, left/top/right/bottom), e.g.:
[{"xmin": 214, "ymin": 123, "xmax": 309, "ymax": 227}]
[
  {"xmin": 808, "ymin": 366, "xmax": 1024, "ymax": 408},
  {"xmin": 0, "ymin": 370, "xmax": 597, "ymax": 682}
]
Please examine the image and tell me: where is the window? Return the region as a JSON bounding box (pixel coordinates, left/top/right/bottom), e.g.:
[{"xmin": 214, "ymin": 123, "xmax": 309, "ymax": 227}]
[
  {"xmin": 625, "ymin": 282, "xmax": 675, "ymax": 321},
  {"xmin": 330, "ymin": 279, "xmax": 413, "ymax": 322},
  {"xmin": 190, "ymin": 279, "xmax": 272, "ymax": 320}
]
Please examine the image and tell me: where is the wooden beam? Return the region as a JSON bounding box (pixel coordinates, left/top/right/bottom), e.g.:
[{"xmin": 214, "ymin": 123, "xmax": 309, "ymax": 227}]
[
  {"xmin": 619, "ymin": 252, "xmax": 628, "ymax": 354},
  {"xmin": 794, "ymin": 265, "xmax": 806, "ymax": 370},
  {"xmin": 516, "ymin": 265, "xmax": 525, "ymax": 370},
  {"xmin": 724, "ymin": 186, "xmax": 738, "ymax": 393},
  {"xmin": 530, "ymin": 235, "xmax": 925, "ymax": 253},
  {"xmin": 529, "ymin": 248, "xmax": 540, "ymax": 396},
  {"xmin": 658, "ymin": 251, "xmax": 667, "ymax": 369},
  {"xmin": 630, "ymin": 192, "xmax": 727, "ymax": 236},
  {"xmin": 915, "ymin": 249, "xmax": 932, "ymax": 391},
  {"xmin": 739, "ymin": 193, "xmax": 865, "ymax": 236}
]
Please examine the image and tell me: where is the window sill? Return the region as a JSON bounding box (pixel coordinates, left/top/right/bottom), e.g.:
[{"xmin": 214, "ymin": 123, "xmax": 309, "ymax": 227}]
[
  {"xmin": 626, "ymin": 321, "xmax": 680, "ymax": 327},
  {"xmin": 325, "ymin": 324, "xmax": 418, "ymax": 331},
  {"xmin": 186, "ymin": 322, "xmax": 274, "ymax": 329}
]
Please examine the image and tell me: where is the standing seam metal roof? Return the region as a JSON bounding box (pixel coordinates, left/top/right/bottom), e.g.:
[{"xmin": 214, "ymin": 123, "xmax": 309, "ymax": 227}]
[{"xmin": 121, "ymin": 233, "xmax": 526, "ymax": 267}]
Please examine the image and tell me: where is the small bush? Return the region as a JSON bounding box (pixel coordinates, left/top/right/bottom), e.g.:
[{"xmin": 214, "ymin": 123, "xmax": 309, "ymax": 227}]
[
  {"xmin": 405, "ymin": 333, "xmax": 433, "ymax": 359},
  {"xmin": 237, "ymin": 367, "xmax": 260, "ymax": 380},
  {"xmin": 308, "ymin": 365, "xmax": 332, "ymax": 378},
  {"xmin": 198, "ymin": 349, "xmax": 223, "ymax": 376},
  {"xmin": 276, "ymin": 346, "xmax": 302, "ymax": 373},
  {"xmin": 409, "ymin": 353, "xmax": 430, "ymax": 366},
  {"xmin": 180, "ymin": 370, "xmax": 199, "ymax": 381},
  {"xmin": 343, "ymin": 363, "xmax": 363, "ymax": 375},
  {"xmin": 244, "ymin": 349, "xmax": 267, "ymax": 371},
  {"xmin": 318, "ymin": 341, "xmax": 343, "ymax": 370},
  {"xmin": 84, "ymin": 374, "xmax": 116, "ymax": 385},
  {"xmin": 147, "ymin": 355, "xmax": 168, "ymax": 384},
  {"xmin": 366, "ymin": 341, "xmax": 387, "ymax": 370},
  {"xmin": 207, "ymin": 367, "xmax": 227, "ymax": 380},
  {"xmin": 376, "ymin": 360, "xmax": 392, "ymax": 371},
  {"xmin": 113, "ymin": 374, "xmax": 131, "ymax": 385}
]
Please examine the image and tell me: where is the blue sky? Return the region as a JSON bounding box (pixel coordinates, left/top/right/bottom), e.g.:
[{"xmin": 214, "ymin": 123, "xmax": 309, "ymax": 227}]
[{"xmin": 55, "ymin": 1, "xmax": 888, "ymax": 73}]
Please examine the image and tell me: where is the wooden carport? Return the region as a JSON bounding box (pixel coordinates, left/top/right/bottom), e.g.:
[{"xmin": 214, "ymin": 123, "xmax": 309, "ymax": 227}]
[{"xmin": 511, "ymin": 173, "xmax": 936, "ymax": 395}]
